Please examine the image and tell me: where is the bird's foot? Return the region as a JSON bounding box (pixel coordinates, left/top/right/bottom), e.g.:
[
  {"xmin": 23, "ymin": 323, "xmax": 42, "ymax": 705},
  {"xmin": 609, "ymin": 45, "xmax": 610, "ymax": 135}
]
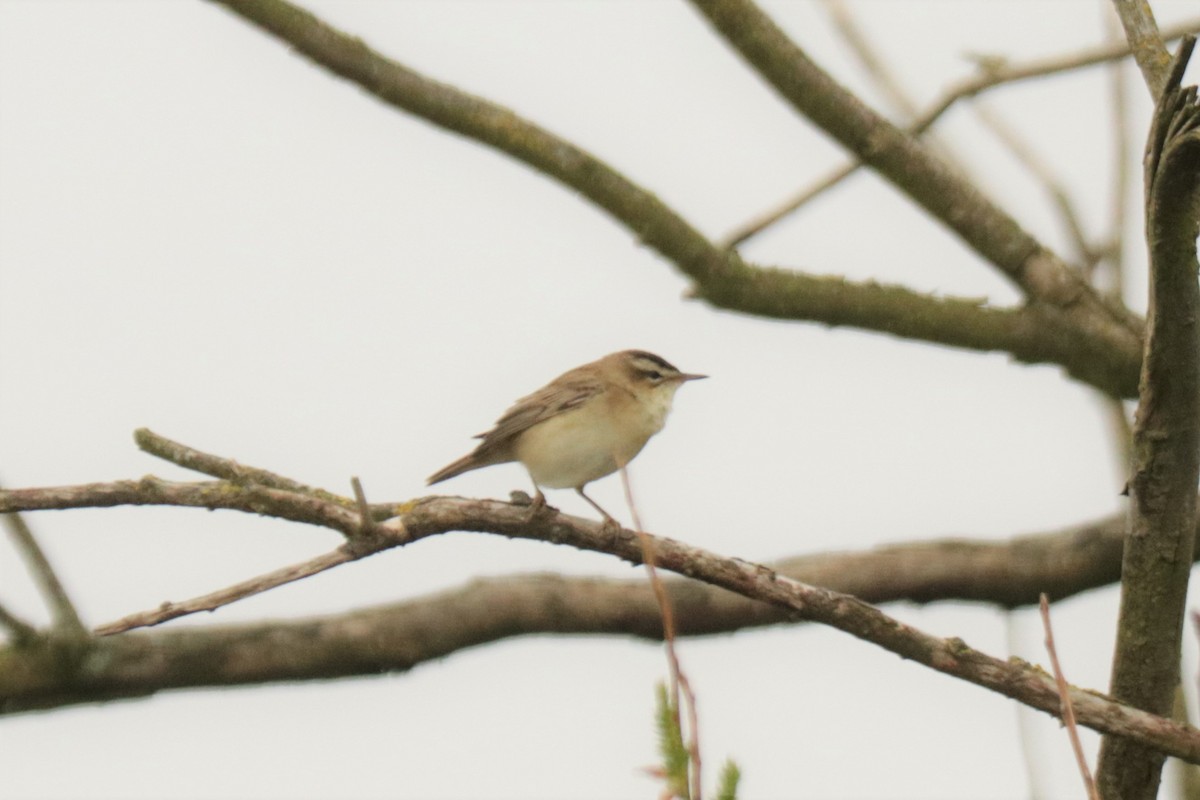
[
  {"xmin": 597, "ymin": 513, "xmax": 624, "ymax": 534},
  {"xmin": 512, "ymin": 489, "xmax": 556, "ymax": 522}
]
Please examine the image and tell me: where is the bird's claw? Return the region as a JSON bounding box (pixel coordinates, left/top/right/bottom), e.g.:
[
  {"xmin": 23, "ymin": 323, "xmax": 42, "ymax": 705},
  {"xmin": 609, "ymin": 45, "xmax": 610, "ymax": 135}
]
[
  {"xmin": 598, "ymin": 514, "xmax": 624, "ymax": 534},
  {"xmin": 516, "ymin": 489, "xmax": 558, "ymax": 522}
]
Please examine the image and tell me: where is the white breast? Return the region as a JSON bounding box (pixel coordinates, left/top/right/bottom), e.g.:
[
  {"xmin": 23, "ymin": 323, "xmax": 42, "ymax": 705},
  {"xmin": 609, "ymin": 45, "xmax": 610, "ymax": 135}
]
[{"xmin": 514, "ymin": 384, "xmax": 680, "ymax": 489}]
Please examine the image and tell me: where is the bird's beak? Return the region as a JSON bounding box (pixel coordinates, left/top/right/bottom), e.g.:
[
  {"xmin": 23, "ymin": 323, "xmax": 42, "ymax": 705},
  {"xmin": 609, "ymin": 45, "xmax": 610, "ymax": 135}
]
[{"xmin": 678, "ymin": 372, "xmax": 708, "ymax": 382}]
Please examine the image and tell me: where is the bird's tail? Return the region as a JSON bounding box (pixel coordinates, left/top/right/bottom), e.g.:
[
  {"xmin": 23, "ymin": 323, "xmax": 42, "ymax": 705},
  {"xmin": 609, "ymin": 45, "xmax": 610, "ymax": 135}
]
[{"xmin": 427, "ymin": 453, "xmax": 486, "ymax": 485}]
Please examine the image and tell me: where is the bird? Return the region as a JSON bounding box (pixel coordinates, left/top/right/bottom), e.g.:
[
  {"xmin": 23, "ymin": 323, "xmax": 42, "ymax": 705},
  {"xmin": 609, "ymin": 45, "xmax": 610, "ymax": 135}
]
[{"xmin": 427, "ymin": 350, "xmax": 706, "ymax": 523}]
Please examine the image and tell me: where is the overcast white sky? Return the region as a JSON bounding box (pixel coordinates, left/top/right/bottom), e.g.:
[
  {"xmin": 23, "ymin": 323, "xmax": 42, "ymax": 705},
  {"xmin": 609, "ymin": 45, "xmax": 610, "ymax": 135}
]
[{"xmin": 2, "ymin": 1, "xmax": 1199, "ymax": 798}]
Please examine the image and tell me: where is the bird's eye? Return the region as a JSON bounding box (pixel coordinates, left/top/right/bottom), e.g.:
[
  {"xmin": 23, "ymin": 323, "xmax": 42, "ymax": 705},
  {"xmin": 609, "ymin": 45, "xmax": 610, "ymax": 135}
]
[{"xmin": 646, "ymin": 370, "xmax": 663, "ymax": 381}]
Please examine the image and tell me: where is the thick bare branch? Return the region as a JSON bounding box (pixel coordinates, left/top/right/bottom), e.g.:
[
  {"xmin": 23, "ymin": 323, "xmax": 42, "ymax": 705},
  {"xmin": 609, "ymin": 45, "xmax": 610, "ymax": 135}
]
[
  {"xmin": 687, "ymin": 0, "xmax": 1141, "ymax": 334},
  {"xmin": 206, "ymin": 0, "xmax": 731, "ymax": 305},
  {"xmin": 0, "ymin": 474, "xmax": 1163, "ymax": 612},
  {"xmin": 691, "ymin": 260, "xmax": 1142, "ymax": 398},
  {"xmin": 4, "ymin": 488, "xmax": 1200, "ymax": 764},
  {"xmin": 1097, "ymin": 37, "xmax": 1200, "ymax": 800},
  {"xmin": 201, "ymin": 0, "xmax": 1148, "ymax": 398}
]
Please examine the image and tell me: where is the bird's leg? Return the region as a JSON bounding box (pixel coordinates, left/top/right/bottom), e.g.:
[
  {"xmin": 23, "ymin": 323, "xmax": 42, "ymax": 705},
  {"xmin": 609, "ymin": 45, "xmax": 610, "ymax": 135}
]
[
  {"xmin": 520, "ymin": 485, "xmax": 556, "ymax": 522},
  {"xmin": 576, "ymin": 487, "xmax": 622, "ymax": 531}
]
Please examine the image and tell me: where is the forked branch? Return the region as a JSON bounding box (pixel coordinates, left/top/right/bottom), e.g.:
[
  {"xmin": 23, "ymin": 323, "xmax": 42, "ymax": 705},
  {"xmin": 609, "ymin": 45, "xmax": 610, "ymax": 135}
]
[{"xmin": 3, "ymin": 432, "xmax": 1200, "ymax": 765}]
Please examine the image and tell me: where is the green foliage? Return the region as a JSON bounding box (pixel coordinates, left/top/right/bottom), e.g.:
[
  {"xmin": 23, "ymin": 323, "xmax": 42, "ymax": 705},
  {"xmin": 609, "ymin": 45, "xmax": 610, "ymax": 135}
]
[
  {"xmin": 652, "ymin": 682, "xmax": 741, "ymax": 800},
  {"xmin": 715, "ymin": 758, "xmax": 741, "ymax": 800},
  {"xmin": 655, "ymin": 682, "xmax": 690, "ymax": 798}
]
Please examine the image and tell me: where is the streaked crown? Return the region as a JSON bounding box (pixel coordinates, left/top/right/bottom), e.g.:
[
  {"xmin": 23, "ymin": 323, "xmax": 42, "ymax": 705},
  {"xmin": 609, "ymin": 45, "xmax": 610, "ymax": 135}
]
[{"xmin": 615, "ymin": 350, "xmax": 707, "ymax": 386}]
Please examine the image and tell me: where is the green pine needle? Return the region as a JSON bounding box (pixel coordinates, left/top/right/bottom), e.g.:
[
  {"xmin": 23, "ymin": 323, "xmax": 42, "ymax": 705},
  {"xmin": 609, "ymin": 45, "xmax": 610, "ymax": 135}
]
[
  {"xmin": 715, "ymin": 758, "xmax": 741, "ymax": 800},
  {"xmin": 654, "ymin": 682, "xmax": 690, "ymax": 799},
  {"xmin": 650, "ymin": 683, "xmax": 743, "ymax": 800}
]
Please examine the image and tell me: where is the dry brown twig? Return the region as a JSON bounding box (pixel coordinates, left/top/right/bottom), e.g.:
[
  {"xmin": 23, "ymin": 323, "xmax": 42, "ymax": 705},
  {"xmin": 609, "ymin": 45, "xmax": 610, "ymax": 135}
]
[
  {"xmin": 822, "ymin": 0, "xmax": 1101, "ymax": 273},
  {"xmin": 1039, "ymin": 593, "xmax": 1100, "ymax": 800},
  {"xmin": 1110, "ymin": 0, "xmax": 1172, "ymax": 95},
  {"xmin": 90, "ymin": 430, "xmax": 396, "ymax": 635},
  {"xmin": 722, "ymin": 16, "xmax": 1199, "ymax": 248},
  {"xmin": 1100, "ymin": 7, "xmax": 1136, "ymax": 470},
  {"xmin": 973, "ymin": 102, "xmax": 1098, "ymax": 267},
  {"xmin": 94, "ymin": 548, "xmax": 356, "ymax": 636},
  {"xmin": 620, "ymin": 466, "xmax": 702, "ymax": 800},
  {"xmin": 819, "ymin": 0, "xmax": 973, "ymax": 179},
  {"xmin": 2, "ymin": 502, "xmax": 86, "ymax": 638}
]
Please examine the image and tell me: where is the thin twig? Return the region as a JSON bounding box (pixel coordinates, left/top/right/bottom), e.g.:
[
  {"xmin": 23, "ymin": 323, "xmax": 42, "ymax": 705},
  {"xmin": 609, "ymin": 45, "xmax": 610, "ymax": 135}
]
[
  {"xmin": 1106, "ymin": 6, "xmax": 1133, "ymax": 295},
  {"xmin": 350, "ymin": 476, "xmax": 378, "ymax": 537},
  {"xmin": 2, "ymin": 504, "xmax": 86, "ymax": 638},
  {"xmin": 1039, "ymin": 594, "xmax": 1100, "ymax": 800},
  {"xmin": 1172, "ymin": 683, "xmax": 1200, "ymax": 800},
  {"xmin": 972, "ymin": 101, "xmax": 1097, "ymax": 268},
  {"xmin": 1193, "ymin": 611, "xmax": 1200, "ymax": 706},
  {"xmin": 1103, "ymin": 5, "xmax": 1135, "ymax": 486},
  {"xmin": 620, "ymin": 466, "xmax": 702, "ymax": 800},
  {"xmin": 1110, "ymin": 0, "xmax": 1171, "ymax": 96},
  {"xmin": 136, "ymin": 427, "xmax": 298, "ymax": 487},
  {"xmin": 0, "ymin": 600, "xmax": 38, "ymax": 645},
  {"xmin": 136, "ymin": 430, "xmax": 395, "ymax": 523},
  {"xmin": 820, "ymin": 0, "xmax": 972, "ymax": 179},
  {"xmin": 1006, "ymin": 613, "xmax": 1049, "ymax": 800},
  {"xmin": 822, "ymin": 0, "xmax": 916, "ymax": 118},
  {"xmin": 95, "ymin": 547, "xmax": 359, "ymax": 636},
  {"xmin": 722, "ymin": 17, "xmax": 1199, "ymax": 248}
]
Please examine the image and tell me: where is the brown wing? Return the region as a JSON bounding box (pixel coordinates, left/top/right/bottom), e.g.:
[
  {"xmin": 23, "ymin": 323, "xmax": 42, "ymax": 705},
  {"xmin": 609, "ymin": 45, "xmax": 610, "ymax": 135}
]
[
  {"xmin": 474, "ymin": 365, "xmax": 605, "ymax": 454},
  {"xmin": 424, "ymin": 359, "xmax": 604, "ymax": 484},
  {"xmin": 427, "ymin": 360, "xmax": 605, "ymax": 486}
]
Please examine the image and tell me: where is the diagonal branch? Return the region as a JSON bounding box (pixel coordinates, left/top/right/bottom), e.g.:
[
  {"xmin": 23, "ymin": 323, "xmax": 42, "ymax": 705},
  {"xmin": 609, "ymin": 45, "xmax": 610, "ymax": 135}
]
[
  {"xmin": 136, "ymin": 427, "xmax": 331, "ymax": 497},
  {"xmin": 1110, "ymin": 0, "xmax": 1172, "ymax": 96},
  {"xmin": 94, "ymin": 548, "xmax": 357, "ymax": 636},
  {"xmin": 207, "ymin": 0, "xmax": 731, "ymax": 307},
  {"xmin": 1040, "ymin": 594, "xmax": 1100, "ymax": 800},
  {"xmin": 1096, "ymin": 36, "xmax": 1200, "ymax": 800},
  {"xmin": 4, "ymin": 429, "xmax": 1200, "ymax": 762},
  {"xmin": 723, "ymin": 17, "xmax": 1199, "ymax": 248},
  {"xmin": 687, "ymin": 0, "xmax": 1138, "ymax": 320},
  {"xmin": 974, "ymin": 102, "xmax": 1098, "ymax": 267},
  {"xmin": 0, "ymin": 475, "xmax": 1173, "ymax": 612},
  {"xmin": 5, "ymin": 486, "xmax": 1200, "ymax": 765},
  {"xmin": 134, "ymin": 428, "xmax": 397, "ymax": 521},
  {"xmin": 689, "ymin": 269, "xmax": 1143, "ymax": 397},
  {"xmin": 2, "ymin": 503, "xmax": 86, "ymax": 638},
  {"xmin": 203, "ymin": 0, "xmax": 1148, "ymax": 399}
]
